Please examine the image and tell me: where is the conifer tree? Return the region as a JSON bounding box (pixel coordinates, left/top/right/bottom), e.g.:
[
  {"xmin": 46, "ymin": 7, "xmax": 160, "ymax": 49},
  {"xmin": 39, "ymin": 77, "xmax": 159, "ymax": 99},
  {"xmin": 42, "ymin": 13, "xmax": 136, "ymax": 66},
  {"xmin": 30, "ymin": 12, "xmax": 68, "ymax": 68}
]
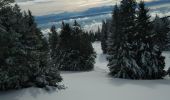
[
  {"xmin": 101, "ymin": 20, "xmax": 108, "ymax": 54},
  {"xmin": 108, "ymin": 0, "xmax": 144, "ymax": 79},
  {"xmin": 108, "ymin": 0, "xmax": 165, "ymax": 79},
  {"xmin": 166, "ymin": 27, "xmax": 170, "ymax": 50},
  {"xmin": 88, "ymin": 31, "xmax": 95, "ymax": 42},
  {"xmin": 0, "ymin": 4, "xmax": 62, "ymax": 90},
  {"xmin": 0, "ymin": 0, "xmax": 14, "ymax": 7},
  {"xmin": 0, "ymin": 27, "xmax": 23, "ymax": 90},
  {"xmin": 49, "ymin": 25, "xmax": 59, "ymax": 59},
  {"xmin": 56, "ymin": 21, "xmax": 96, "ymax": 71},
  {"xmin": 136, "ymin": 1, "xmax": 165, "ymax": 79},
  {"xmin": 107, "ymin": 5, "xmax": 120, "ymax": 56},
  {"xmin": 153, "ymin": 16, "xmax": 170, "ymax": 50},
  {"xmin": 94, "ymin": 27, "xmax": 101, "ymax": 41},
  {"xmin": 168, "ymin": 67, "xmax": 170, "ymax": 76}
]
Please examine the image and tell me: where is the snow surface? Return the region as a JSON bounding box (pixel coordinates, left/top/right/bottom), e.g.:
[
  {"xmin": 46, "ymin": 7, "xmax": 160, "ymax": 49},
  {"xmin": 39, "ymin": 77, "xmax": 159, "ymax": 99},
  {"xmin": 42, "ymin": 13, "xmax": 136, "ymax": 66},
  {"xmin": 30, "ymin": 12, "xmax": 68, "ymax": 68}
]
[
  {"xmin": 163, "ymin": 51, "xmax": 170, "ymax": 70},
  {"xmin": 0, "ymin": 42, "xmax": 170, "ymax": 100}
]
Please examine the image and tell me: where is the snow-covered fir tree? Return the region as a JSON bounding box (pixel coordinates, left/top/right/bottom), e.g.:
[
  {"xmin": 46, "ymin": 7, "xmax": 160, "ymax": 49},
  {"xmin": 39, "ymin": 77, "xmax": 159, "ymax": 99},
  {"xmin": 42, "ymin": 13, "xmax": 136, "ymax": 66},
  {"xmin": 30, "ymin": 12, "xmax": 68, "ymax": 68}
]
[
  {"xmin": 0, "ymin": 3, "xmax": 62, "ymax": 90},
  {"xmin": 0, "ymin": 0, "xmax": 14, "ymax": 7},
  {"xmin": 107, "ymin": 5, "xmax": 120, "ymax": 57},
  {"xmin": 108, "ymin": 0, "xmax": 165, "ymax": 79},
  {"xmin": 152, "ymin": 15, "xmax": 170, "ymax": 51},
  {"xmin": 136, "ymin": 1, "xmax": 165, "ymax": 79},
  {"xmin": 55, "ymin": 20, "xmax": 96, "ymax": 71},
  {"xmin": 108, "ymin": 0, "xmax": 144, "ymax": 79}
]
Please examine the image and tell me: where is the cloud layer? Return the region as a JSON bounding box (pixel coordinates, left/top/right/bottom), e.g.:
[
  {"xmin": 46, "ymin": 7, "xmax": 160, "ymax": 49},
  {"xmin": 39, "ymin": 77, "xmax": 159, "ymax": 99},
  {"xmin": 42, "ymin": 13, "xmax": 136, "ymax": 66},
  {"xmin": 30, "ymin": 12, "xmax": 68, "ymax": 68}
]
[{"xmin": 16, "ymin": 0, "xmax": 158, "ymax": 16}]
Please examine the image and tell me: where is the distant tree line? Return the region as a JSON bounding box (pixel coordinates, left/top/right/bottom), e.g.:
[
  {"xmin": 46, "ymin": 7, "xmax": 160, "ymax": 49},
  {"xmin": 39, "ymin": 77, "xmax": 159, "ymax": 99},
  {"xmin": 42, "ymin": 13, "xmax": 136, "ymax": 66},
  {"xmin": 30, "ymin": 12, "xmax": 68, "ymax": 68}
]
[
  {"xmin": 86, "ymin": 27, "xmax": 102, "ymax": 42},
  {"xmin": 49, "ymin": 20, "xmax": 96, "ymax": 71}
]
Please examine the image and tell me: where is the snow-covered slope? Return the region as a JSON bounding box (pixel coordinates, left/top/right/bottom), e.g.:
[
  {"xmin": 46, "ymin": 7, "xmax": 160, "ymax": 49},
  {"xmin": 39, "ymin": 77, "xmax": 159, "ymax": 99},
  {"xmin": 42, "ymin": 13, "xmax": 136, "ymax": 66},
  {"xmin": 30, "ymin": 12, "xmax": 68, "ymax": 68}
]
[
  {"xmin": 93, "ymin": 42, "xmax": 109, "ymax": 72},
  {"xmin": 163, "ymin": 51, "xmax": 170, "ymax": 70},
  {"xmin": 0, "ymin": 42, "xmax": 170, "ymax": 100}
]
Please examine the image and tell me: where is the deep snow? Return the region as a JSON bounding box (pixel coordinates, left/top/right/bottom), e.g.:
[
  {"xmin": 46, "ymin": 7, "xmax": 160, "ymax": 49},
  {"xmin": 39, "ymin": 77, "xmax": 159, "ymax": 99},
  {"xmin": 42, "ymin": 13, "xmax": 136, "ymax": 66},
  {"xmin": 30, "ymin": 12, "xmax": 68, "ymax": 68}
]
[{"xmin": 0, "ymin": 42, "xmax": 170, "ymax": 100}]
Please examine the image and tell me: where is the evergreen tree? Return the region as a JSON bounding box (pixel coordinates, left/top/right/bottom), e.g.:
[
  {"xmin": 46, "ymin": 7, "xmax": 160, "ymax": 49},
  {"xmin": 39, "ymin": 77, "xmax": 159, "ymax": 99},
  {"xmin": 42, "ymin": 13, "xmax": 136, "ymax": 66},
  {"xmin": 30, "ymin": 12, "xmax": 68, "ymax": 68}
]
[
  {"xmin": 166, "ymin": 28, "xmax": 170, "ymax": 50},
  {"xmin": 136, "ymin": 1, "xmax": 165, "ymax": 79},
  {"xmin": 108, "ymin": 0, "xmax": 165, "ymax": 79},
  {"xmin": 153, "ymin": 15, "xmax": 170, "ymax": 50},
  {"xmin": 59, "ymin": 22, "xmax": 72, "ymax": 49},
  {"xmin": 0, "ymin": 4, "xmax": 62, "ymax": 90},
  {"xmin": 168, "ymin": 67, "xmax": 170, "ymax": 76},
  {"xmin": 0, "ymin": 0, "xmax": 14, "ymax": 7},
  {"xmin": 101, "ymin": 20, "xmax": 108, "ymax": 54},
  {"xmin": 107, "ymin": 5, "xmax": 120, "ymax": 57},
  {"xmin": 94, "ymin": 27, "xmax": 101, "ymax": 41},
  {"xmin": 88, "ymin": 31, "xmax": 96, "ymax": 42},
  {"xmin": 56, "ymin": 21, "xmax": 96, "ymax": 71},
  {"xmin": 0, "ymin": 27, "xmax": 23, "ymax": 90},
  {"xmin": 49, "ymin": 25, "xmax": 59, "ymax": 59},
  {"xmin": 108, "ymin": 0, "xmax": 145, "ymax": 79},
  {"xmin": 79, "ymin": 32, "xmax": 96, "ymax": 70}
]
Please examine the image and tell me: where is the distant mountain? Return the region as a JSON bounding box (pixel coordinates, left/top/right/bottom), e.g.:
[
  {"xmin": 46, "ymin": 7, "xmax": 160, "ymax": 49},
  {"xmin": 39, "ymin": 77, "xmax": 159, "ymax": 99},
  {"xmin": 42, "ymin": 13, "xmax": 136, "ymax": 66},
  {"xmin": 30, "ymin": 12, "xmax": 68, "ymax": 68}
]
[{"xmin": 35, "ymin": 6, "xmax": 113, "ymax": 25}]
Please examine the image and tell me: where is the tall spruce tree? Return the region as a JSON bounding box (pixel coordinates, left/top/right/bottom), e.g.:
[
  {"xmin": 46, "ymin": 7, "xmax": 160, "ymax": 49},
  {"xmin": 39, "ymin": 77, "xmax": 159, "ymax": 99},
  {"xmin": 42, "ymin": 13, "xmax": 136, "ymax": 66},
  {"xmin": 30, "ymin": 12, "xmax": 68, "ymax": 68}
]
[
  {"xmin": 101, "ymin": 20, "xmax": 108, "ymax": 54},
  {"xmin": 108, "ymin": 0, "xmax": 144, "ymax": 79},
  {"xmin": 0, "ymin": 4, "xmax": 62, "ymax": 90},
  {"xmin": 136, "ymin": 1, "xmax": 165, "ymax": 79},
  {"xmin": 79, "ymin": 31, "xmax": 96, "ymax": 71},
  {"xmin": 107, "ymin": 5, "xmax": 120, "ymax": 57},
  {"xmin": 108, "ymin": 0, "xmax": 166, "ymax": 79},
  {"xmin": 49, "ymin": 25, "xmax": 59, "ymax": 59}
]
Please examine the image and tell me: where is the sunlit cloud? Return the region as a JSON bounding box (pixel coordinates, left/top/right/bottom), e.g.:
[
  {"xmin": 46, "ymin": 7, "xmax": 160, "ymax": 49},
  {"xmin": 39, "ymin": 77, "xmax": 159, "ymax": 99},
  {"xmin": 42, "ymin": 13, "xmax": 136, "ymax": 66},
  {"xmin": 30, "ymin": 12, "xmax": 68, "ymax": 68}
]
[{"xmin": 15, "ymin": 0, "xmax": 157, "ymax": 16}]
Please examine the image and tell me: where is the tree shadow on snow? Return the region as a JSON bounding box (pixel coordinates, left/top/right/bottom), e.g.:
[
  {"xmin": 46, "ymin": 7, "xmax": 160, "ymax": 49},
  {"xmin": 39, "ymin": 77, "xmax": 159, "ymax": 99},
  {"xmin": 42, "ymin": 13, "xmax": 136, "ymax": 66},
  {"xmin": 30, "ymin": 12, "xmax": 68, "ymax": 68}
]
[
  {"xmin": 60, "ymin": 69, "xmax": 95, "ymax": 74},
  {"xmin": 0, "ymin": 87, "xmax": 62, "ymax": 100},
  {"xmin": 107, "ymin": 75, "xmax": 170, "ymax": 88},
  {"xmin": 97, "ymin": 54, "xmax": 107, "ymax": 63}
]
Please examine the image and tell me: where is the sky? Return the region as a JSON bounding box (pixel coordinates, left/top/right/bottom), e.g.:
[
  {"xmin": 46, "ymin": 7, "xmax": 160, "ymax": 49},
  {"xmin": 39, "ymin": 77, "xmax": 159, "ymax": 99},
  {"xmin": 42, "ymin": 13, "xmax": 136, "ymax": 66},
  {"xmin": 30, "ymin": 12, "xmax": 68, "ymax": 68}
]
[
  {"xmin": 14, "ymin": 0, "xmax": 168, "ymax": 16},
  {"xmin": 14, "ymin": 0, "xmax": 170, "ymax": 34}
]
